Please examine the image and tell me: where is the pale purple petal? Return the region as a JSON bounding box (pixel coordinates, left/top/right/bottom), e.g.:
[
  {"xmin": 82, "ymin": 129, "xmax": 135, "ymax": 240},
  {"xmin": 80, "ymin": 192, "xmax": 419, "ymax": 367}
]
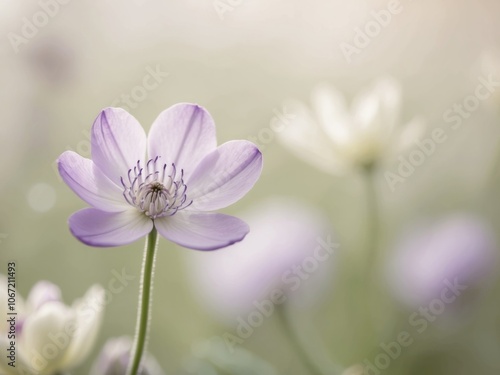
[
  {"xmin": 91, "ymin": 108, "xmax": 147, "ymax": 185},
  {"xmin": 58, "ymin": 151, "xmax": 129, "ymax": 212},
  {"xmin": 147, "ymin": 103, "xmax": 217, "ymax": 175},
  {"xmin": 187, "ymin": 140, "xmax": 262, "ymax": 211},
  {"xmin": 154, "ymin": 212, "xmax": 249, "ymax": 251},
  {"xmin": 69, "ymin": 208, "xmax": 153, "ymax": 247},
  {"xmin": 388, "ymin": 215, "xmax": 497, "ymax": 309},
  {"xmin": 90, "ymin": 336, "xmax": 165, "ymax": 375},
  {"xmin": 19, "ymin": 302, "xmax": 75, "ymax": 373},
  {"xmin": 26, "ymin": 281, "xmax": 62, "ymax": 312}
]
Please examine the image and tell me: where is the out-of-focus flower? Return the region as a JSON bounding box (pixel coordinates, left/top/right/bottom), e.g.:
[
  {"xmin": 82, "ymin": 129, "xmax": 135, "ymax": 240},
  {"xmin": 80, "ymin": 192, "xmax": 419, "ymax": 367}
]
[
  {"xmin": 0, "ymin": 278, "xmax": 104, "ymax": 375},
  {"xmin": 277, "ymin": 77, "xmax": 424, "ymax": 173},
  {"xmin": 184, "ymin": 198, "xmax": 335, "ymax": 321},
  {"xmin": 58, "ymin": 103, "xmax": 262, "ymax": 249},
  {"xmin": 90, "ymin": 336, "xmax": 164, "ymax": 375},
  {"xmin": 26, "ymin": 37, "xmax": 76, "ymax": 86},
  {"xmin": 387, "ymin": 215, "xmax": 497, "ymax": 309}
]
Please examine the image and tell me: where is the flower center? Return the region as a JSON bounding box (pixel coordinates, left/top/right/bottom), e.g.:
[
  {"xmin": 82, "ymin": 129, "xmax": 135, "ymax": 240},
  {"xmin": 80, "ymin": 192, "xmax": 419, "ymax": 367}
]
[{"xmin": 121, "ymin": 157, "xmax": 192, "ymax": 219}]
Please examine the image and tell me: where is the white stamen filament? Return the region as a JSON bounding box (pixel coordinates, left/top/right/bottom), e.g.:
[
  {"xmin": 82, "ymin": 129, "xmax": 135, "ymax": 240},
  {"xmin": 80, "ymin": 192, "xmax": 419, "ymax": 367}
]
[{"xmin": 121, "ymin": 157, "xmax": 192, "ymax": 219}]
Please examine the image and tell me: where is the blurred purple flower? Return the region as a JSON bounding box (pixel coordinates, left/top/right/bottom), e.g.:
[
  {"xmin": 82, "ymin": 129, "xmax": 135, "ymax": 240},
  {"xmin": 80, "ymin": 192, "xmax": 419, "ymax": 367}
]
[
  {"xmin": 184, "ymin": 198, "xmax": 336, "ymax": 321},
  {"xmin": 91, "ymin": 336, "xmax": 164, "ymax": 375},
  {"xmin": 0, "ymin": 278, "xmax": 104, "ymax": 375},
  {"xmin": 58, "ymin": 104, "xmax": 262, "ymax": 249},
  {"xmin": 387, "ymin": 215, "xmax": 497, "ymax": 309}
]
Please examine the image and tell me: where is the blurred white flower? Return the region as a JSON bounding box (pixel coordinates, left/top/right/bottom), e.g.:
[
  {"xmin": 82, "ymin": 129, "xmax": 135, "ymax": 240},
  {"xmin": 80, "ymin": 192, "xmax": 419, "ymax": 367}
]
[
  {"xmin": 278, "ymin": 77, "xmax": 424, "ymax": 174},
  {"xmin": 90, "ymin": 336, "xmax": 164, "ymax": 375},
  {"xmin": 0, "ymin": 278, "xmax": 104, "ymax": 375},
  {"xmin": 184, "ymin": 197, "xmax": 335, "ymax": 322},
  {"xmin": 387, "ymin": 215, "xmax": 497, "ymax": 310}
]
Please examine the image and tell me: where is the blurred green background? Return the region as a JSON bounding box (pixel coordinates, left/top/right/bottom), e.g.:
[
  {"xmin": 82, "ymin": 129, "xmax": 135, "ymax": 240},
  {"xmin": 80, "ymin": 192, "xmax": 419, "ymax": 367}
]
[{"xmin": 1, "ymin": 1, "xmax": 500, "ymax": 374}]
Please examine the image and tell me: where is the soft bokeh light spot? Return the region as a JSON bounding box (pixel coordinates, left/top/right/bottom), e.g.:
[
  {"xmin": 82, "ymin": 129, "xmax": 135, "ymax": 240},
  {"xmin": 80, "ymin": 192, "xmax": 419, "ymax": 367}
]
[{"xmin": 27, "ymin": 182, "xmax": 56, "ymax": 213}]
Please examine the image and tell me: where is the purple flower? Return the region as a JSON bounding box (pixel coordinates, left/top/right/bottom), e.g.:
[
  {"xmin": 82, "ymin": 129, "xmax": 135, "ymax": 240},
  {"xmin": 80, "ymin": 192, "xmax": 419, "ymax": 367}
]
[
  {"xmin": 387, "ymin": 215, "xmax": 498, "ymax": 309},
  {"xmin": 90, "ymin": 336, "xmax": 164, "ymax": 375},
  {"xmin": 58, "ymin": 104, "xmax": 263, "ymax": 249},
  {"xmin": 184, "ymin": 198, "xmax": 335, "ymax": 321}
]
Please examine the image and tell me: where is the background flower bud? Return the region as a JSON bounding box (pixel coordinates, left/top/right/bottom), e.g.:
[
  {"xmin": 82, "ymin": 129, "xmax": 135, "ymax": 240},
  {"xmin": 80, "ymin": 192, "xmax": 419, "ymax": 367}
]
[{"xmin": 91, "ymin": 336, "xmax": 165, "ymax": 375}]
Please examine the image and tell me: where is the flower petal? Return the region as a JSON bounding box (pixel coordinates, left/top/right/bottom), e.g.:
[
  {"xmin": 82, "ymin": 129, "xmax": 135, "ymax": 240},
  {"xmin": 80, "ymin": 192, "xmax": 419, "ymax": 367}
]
[
  {"xmin": 187, "ymin": 140, "xmax": 262, "ymax": 211},
  {"xmin": 91, "ymin": 107, "xmax": 147, "ymax": 185},
  {"xmin": 311, "ymin": 83, "xmax": 351, "ymax": 146},
  {"xmin": 277, "ymin": 99, "xmax": 346, "ymax": 175},
  {"xmin": 58, "ymin": 151, "xmax": 129, "ymax": 212},
  {"xmin": 90, "ymin": 336, "xmax": 166, "ymax": 375},
  {"xmin": 351, "ymin": 77, "xmax": 401, "ymax": 137},
  {"xmin": 155, "ymin": 212, "xmax": 249, "ymax": 251},
  {"xmin": 26, "ymin": 281, "xmax": 62, "ymax": 313},
  {"xmin": 61, "ymin": 285, "xmax": 105, "ymax": 368},
  {"xmin": 147, "ymin": 103, "xmax": 217, "ymax": 175},
  {"xmin": 69, "ymin": 208, "xmax": 153, "ymax": 247},
  {"xmin": 19, "ymin": 302, "xmax": 76, "ymax": 375}
]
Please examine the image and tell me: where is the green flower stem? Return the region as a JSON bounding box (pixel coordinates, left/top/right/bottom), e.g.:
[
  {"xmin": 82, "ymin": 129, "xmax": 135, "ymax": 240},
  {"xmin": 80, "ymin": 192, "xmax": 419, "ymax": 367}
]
[
  {"xmin": 362, "ymin": 164, "xmax": 380, "ymax": 280},
  {"xmin": 276, "ymin": 306, "xmax": 340, "ymax": 375},
  {"xmin": 126, "ymin": 228, "xmax": 159, "ymax": 375},
  {"xmin": 358, "ymin": 164, "xmax": 381, "ymax": 350}
]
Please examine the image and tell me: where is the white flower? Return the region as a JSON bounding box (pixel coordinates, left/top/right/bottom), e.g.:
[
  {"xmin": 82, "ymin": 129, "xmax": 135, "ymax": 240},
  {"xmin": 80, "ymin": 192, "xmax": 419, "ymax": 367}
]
[
  {"xmin": 277, "ymin": 77, "xmax": 424, "ymax": 173},
  {"xmin": 0, "ymin": 278, "xmax": 105, "ymax": 375}
]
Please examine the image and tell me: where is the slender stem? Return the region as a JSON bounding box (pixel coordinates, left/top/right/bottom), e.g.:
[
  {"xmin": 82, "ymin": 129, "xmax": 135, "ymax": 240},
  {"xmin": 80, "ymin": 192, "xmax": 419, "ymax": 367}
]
[
  {"xmin": 126, "ymin": 228, "xmax": 159, "ymax": 375},
  {"xmin": 480, "ymin": 137, "xmax": 500, "ymax": 217},
  {"xmin": 276, "ymin": 306, "xmax": 338, "ymax": 375},
  {"xmin": 362, "ymin": 164, "xmax": 380, "ymax": 277},
  {"xmin": 358, "ymin": 164, "xmax": 381, "ymax": 349}
]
